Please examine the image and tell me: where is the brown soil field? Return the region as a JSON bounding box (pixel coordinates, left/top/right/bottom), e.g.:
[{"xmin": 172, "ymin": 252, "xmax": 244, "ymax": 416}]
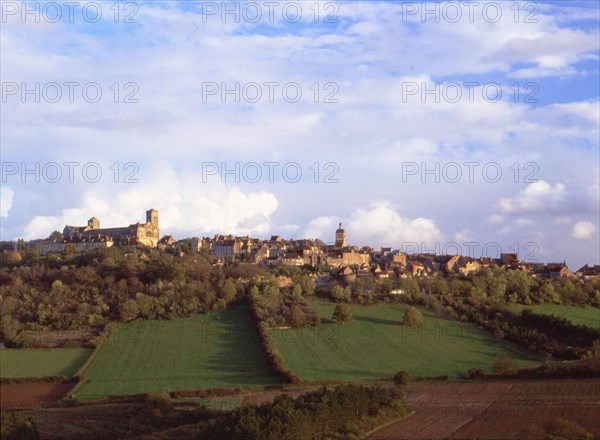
[
  {"xmin": 368, "ymin": 379, "xmax": 600, "ymax": 439},
  {"xmin": 0, "ymin": 382, "xmax": 73, "ymax": 408}
]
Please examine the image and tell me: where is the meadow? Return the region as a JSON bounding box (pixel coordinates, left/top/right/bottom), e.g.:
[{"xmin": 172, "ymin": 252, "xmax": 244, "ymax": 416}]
[
  {"xmin": 511, "ymin": 304, "xmax": 600, "ymax": 329},
  {"xmin": 77, "ymin": 306, "xmax": 282, "ymax": 398},
  {"xmin": 0, "ymin": 348, "xmax": 92, "ymax": 379},
  {"xmin": 272, "ymin": 301, "xmax": 541, "ymax": 382}
]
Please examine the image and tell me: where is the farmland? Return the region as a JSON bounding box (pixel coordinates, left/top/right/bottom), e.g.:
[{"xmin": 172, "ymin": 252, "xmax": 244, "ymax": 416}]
[
  {"xmin": 511, "ymin": 304, "xmax": 600, "ymax": 329},
  {"xmin": 272, "ymin": 301, "xmax": 541, "ymax": 382},
  {"xmin": 0, "ymin": 348, "xmax": 91, "ymax": 379},
  {"xmin": 0, "ymin": 383, "xmax": 74, "ymax": 408},
  {"xmin": 77, "ymin": 306, "xmax": 282, "ymax": 398},
  {"xmin": 368, "ymin": 379, "xmax": 600, "ymax": 439}
]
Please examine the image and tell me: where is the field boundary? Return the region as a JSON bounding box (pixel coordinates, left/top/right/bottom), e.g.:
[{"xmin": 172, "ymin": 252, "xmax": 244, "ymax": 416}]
[
  {"xmin": 66, "ymin": 324, "xmax": 115, "ymax": 398},
  {"xmin": 361, "ymin": 410, "xmax": 416, "ymax": 439}
]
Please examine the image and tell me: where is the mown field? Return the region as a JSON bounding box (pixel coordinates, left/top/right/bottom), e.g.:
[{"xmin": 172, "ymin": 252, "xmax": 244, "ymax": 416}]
[
  {"xmin": 0, "ymin": 348, "xmax": 91, "ymax": 379},
  {"xmin": 77, "ymin": 306, "xmax": 282, "ymax": 398},
  {"xmin": 511, "ymin": 304, "xmax": 600, "ymax": 329},
  {"xmin": 272, "ymin": 302, "xmax": 541, "ymax": 382}
]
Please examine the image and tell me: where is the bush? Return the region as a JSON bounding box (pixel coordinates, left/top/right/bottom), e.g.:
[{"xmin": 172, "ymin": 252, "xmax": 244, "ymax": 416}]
[
  {"xmin": 403, "ymin": 307, "xmax": 424, "ymax": 328},
  {"xmin": 145, "ymin": 389, "xmax": 172, "ymax": 410},
  {"xmin": 468, "ymin": 369, "xmax": 485, "ymax": 380},
  {"xmin": 393, "ymin": 371, "xmax": 411, "ymax": 386},
  {"xmin": 332, "ymin": 304, "xmax": 353, "ymax": 324}
]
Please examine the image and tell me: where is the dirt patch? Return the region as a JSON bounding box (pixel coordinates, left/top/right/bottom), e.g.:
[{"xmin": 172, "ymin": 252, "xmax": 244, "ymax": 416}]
[{"xmin": 0, "ymin": 382, "xmax": 73, "ymax": 408}]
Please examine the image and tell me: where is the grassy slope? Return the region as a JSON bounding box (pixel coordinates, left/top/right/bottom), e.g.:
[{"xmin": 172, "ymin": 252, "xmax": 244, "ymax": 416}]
[
  {"xmin": 272, "ymin": 301, "xmax": 541, "ymax": 382},
  {"xmin": 511, "ymin": 304, "xmax": 600, "ymax": 329},
  {"xmin": 0, "ymin": 348, "xmax": 92, "ymax": 378},
  {"xmin": 77, "ymin": 306, "xmax": 282, "ymax": 398}
]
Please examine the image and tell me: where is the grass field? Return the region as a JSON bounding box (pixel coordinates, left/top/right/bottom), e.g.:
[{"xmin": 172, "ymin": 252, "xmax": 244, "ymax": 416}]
[
  {"xmin": 272, "ymin": 301, "xmax": 541, "ymax": 382},
  {"xmin": 77, "ymin": 306, "xmax": 282, "ymax": 398},
  {"xmin": 0, "ymin": 348, "xmax": 91, "ymax": 379},
  {"xmin": 511, "ymin": 304, "xmax": 600, "ymax": 329}
]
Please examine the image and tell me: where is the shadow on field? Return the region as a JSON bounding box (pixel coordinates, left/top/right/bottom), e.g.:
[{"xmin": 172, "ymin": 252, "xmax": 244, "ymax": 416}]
[
  {"xmin": 354, "ymin": 315, "xmax": 399, "ymax": 326},
  {"xmin": 203, "ymin": 307, "xmax": 283, "ymax": 387}
]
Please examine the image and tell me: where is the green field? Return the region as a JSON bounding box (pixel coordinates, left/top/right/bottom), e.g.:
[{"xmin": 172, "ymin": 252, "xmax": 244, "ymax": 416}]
[
  {"xmin": 0, "ymin": 348, "xmax": 92, "ymax": 379},
  {"xmin": 77, "ymin": 307, "xmax": 282, "ymax": 398},
  {"xmin": 272, "ymin": 302, "xmax": 541, "ymax": 382},
  {"xmin": 511, "ymin": 304, "xmax": 600, "ymax": 329}
]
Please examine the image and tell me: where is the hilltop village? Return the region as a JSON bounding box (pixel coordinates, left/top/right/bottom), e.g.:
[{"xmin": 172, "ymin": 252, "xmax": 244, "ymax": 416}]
[{"xmin": 6, "ymin": 209, "xmax": 599, "ymax": 282}]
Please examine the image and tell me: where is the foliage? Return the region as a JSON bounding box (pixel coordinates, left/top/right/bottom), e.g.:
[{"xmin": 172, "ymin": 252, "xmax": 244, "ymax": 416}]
[
  {"xmin": 0, "ymin": 413, "xmax": 40, "ymax": 440},
  {"xmin": 332, "ymin": 304, "xmax": 353, "ymax": 323},
  {"xmin": 402, "ymin": 307, "xmax": 424, "ymax": 328},
  {"xmin": 393, "ymin": 370, "xmax": 411, "ymax": 386},
  {"xmin": 197, "ymin": 384, "xmax": 407, "ymax": 440}
]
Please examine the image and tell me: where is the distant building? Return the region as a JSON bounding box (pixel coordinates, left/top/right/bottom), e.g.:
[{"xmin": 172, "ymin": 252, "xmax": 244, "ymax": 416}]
[
  {"xmin": 335, "ymin": 223, "xmax": 346, "ymax": 248},
  {"xmin": 63, "ymin": 209, "xmax": 160, "ymax": 247}
]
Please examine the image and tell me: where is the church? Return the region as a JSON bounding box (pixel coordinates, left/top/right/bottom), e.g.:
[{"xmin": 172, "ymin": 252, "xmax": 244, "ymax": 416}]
[{"xmin": 63, "ymin": 209, "xmax": 160, "ymax": 247}]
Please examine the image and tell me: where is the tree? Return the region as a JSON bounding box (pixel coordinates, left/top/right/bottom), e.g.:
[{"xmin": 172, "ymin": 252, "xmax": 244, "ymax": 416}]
[
  {"xmin": 393, "ymin": 371, "xmax": 411, "ymax": 386},
  {"xmin": 331, "ymin": 285, "xmax": 350, "ymax": 302},
  {"xmin": 289, "ymin": 304, "xmax": 307, "ymax": 327},
  {"xmin": 332, "ymin": 304, "xmax": 353, "ymax": 324},
  {"xmin": 49, "ymin": 230, "xmax": 63, "ymax": 241},
  {"xmin": 403, "ymin": 307, "xmax": 424, "ymax": 328}
]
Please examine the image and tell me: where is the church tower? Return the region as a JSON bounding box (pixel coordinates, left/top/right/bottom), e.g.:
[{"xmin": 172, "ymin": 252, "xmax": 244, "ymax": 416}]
[
  {"xmin": 87, "ymin": 217, "xmax": 100, "ymax": 230},
  {"xmin": 146, "ymin": 209, "xmax": 159, "ymax": 226},
  {"xmin": 335, "ymin": 222, "xmax": 346, "ymax": 248}
]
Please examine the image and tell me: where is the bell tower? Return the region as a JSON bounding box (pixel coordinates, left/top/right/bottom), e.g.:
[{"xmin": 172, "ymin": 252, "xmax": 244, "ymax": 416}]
[
  {"xmin": 146, "ymin": 209, "xmax": 159, "ymax": 226},
  {"xmin": 335, "ymin": 222, "xmax": 346, "ymax": 248},
  {"xmin": 88, "ymin": 217, "xmax": 100, "ymax": 230}
]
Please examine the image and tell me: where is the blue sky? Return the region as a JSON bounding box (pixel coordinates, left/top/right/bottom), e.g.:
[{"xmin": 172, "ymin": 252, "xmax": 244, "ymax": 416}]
[{"xmin": 1, "ymin": 1, "xmax": 599, "ymax": 268}]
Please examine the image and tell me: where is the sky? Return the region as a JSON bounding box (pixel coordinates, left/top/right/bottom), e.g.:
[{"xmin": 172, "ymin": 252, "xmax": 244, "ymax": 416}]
[{"xmin": 1, "ymin": 0, "xmax": 599, "ymax": 269}]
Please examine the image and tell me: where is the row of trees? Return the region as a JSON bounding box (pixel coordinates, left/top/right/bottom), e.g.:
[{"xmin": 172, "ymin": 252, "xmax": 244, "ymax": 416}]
[{"xmin": 194, "ymin": 384, "xmax": 407, "ymax": 440}]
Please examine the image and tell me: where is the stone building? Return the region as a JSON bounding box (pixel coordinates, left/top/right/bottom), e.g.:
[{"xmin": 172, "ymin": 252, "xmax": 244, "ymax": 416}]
[
  {"xmin": 335, "ymin": 223, "xmax": 346, "ymax": 248},
  {"xmin": 63, "ymin": 209, "xmax": 160, "ymax": 247}
]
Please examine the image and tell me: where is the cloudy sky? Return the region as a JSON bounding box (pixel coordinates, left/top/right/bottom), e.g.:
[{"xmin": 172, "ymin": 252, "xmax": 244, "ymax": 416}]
[{"xmin": 1, "ymin": 1, "xmax": 598, "ymax": 269}]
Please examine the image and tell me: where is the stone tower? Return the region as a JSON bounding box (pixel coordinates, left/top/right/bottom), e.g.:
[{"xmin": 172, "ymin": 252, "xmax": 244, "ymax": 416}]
[
  {"xmin": 87, "ymin": 217, "xmax": 100, "ymax": 230},
  {"xmin": 146, "ymin": 209, "xmax": 159, "ymax": 226},
  {"xmin": 335, "ymin": 222, "xmax": 346, "ymax": 248}
]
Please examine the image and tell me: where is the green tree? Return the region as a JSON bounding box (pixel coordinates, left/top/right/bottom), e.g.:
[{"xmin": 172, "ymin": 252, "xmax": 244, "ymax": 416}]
[
  {"xmin": 48, "ymin": 230, "xmax": 63, "ymax": 241},
  {"xmin": 332, "ymin": 304, "xmax": 353, "ymax": 323},
  {"xmin": 331, "ymin": 285, "xmax": 350, "ymax": 302},
  {"xmin": 403, "ymin": 307, "xmax": 424, "ymax": 328}
]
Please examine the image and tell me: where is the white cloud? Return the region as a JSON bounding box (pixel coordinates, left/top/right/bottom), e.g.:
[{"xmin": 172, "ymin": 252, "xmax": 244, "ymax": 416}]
[
  {"xmin": 0, "ymin": 186, "xmax": 14, "ymax": 217},
  {"xmin": 453, "ymin": 229, "xmax": 474, "ymax": 242},
  {"xmin": 488, "ymin": 214, "xmax": 504, "ymax": 224},
  {"xmin": 20, "ymin": 164, "xmax": 279, "ymax": 240},
  {"xmin": 497, "ymin": 181, "xmax": 567, "ymax": 214},
  {"xmin": 572, "ymin": 221, "xmax": 596, "ymax": 240},
  {"xmin": 301, "ymin": 201, "xmax": 443, "ymax": 248}
]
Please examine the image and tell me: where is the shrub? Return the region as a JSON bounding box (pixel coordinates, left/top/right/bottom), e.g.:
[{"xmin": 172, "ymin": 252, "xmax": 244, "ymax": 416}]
[
  {"xmin": 403, "ymin": 307, "xmax": 424, "ymax": 328},
  {"xmin": 393, "ymin": 371, "xmax": 411, "ymax": 386},
  {"xmin": 332, "ymin": 304, "xmax": 353, "ymax": 324}
]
